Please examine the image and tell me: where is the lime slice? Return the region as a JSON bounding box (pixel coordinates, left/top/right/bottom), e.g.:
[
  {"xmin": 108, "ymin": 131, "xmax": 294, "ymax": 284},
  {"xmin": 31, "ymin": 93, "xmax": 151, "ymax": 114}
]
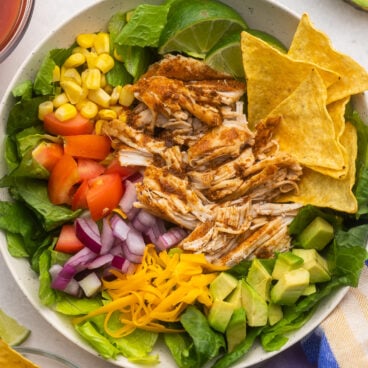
[
  {"xmin": 158, "ymin": 0, "xmax": 248, "ymax": 58},
  {"xmin": 0, "ymin": 309, "xmax": 31, "ymax": 346},
  {"xmin": 246, "ymin": 29, "xmax": 287, "ymax": 53},
  {"xmin": 205, "ymin": 32, "xmax": 244, "ymax": 79}
]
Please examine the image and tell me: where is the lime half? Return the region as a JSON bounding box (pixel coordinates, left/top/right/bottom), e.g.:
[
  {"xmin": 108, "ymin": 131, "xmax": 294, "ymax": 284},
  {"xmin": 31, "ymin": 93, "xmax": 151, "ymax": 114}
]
[
  {"xmin": 0, "ymin": 309, "xmax": 31, "ymax": 346},
  {"xmin": 158, "ymin": 0, "xmax": 248, "ymax": 58},
  {"xmin": 205, "ymin": 32, "xmax": 244, "ymax": 79}
]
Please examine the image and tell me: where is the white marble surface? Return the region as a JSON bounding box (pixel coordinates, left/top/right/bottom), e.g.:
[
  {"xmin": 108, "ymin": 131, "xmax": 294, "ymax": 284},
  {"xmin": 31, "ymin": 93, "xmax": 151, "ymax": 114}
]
[{"xmin": 0, "ymin": 1, "xmax": 367, "ymax": 367}]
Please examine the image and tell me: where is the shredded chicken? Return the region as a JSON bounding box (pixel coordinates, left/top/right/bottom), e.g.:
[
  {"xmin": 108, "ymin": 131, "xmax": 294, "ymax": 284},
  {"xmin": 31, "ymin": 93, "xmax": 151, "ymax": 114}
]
[{"xmin": 102, "ymin": 54, "xmax": 304, "ymax": 266}]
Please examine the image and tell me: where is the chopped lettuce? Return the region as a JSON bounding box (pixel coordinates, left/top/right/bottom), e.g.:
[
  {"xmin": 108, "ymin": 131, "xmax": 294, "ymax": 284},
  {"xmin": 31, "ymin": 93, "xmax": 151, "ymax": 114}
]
[
  {"xmin": 346, "ymin": 106, "xmax": 368, "ymax": 217},
  {"xmin": 12, "ymin": 80, "xmax": 33, "ymax": 100},
  {"xmin": 6, "ymin": 96, "xmax": 49, "ymax": 135},
  {"xmin": 33, "ymin": 47, "xmax": 73, "ymax": 95},
  {"xmin": 165, "ymin": 306, "xmax": 225, "ymax": 368},
  {"xmin": 114, "ymin": 3, "xmax": 170, "ymax": 48},
  {"xmin": 75, "ymin": 320, "xmax": 119, "ymax": 359}
]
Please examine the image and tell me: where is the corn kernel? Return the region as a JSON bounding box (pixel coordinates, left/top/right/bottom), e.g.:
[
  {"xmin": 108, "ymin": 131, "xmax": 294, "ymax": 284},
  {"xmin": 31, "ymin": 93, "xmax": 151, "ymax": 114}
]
[
  {"xmin": 55, "ymin": 103, "xmax": 77, "ymax": 121},
  {"xmin": 81, "ymin": 68, "xmax": 101, "ymax": 90},
  {"xmin": 113, "ymin": 48, "xmax": 124, "ymax": 62},
  {"xmin": 110, "ymin": 86, "xmax": 122, "ymax": 105},
  {"xmin": 86, "ymin": 52, "xmax": 98, "ymax": 69},
  {"xmin": 98, "ymin": 109, "xmax": 117, "ymax": 120},
  {"xmin": 53, "ymin": 93, "xmax": 69, "ymax": 108},
  {"xmin": 61, "ymin": 67, "xmax": 82, "ymax": 85},
  {"xmin": 63, "ymin": 53, "xmax": 86, "ymax": 68},
  {"xmin": 110, "ymin": 105, "xmax": 124, "ymax": 116},
  {"xmin": 94, "ymin": 119, "xmax": 106, "ymax": 135},
  {"xmin": 38, "ymin": 101, "xmax": 54, "ymax": 120},
  {"xmin": 101, "ymin": 75, "xmax": 108, "ymax": 90},
  {"xmin": 72, "ymin": 46, "xmax": 90, "ymax": 57},
  {"xmin": 119, "ymin": 84, "xmax": 135, "ymax": 107},
  {"xmin": 52, "ymin": 66, "xmax": 60, "ymax": 82},
  {"xmin": 76, "ymin": 33, "xmax": 96, "ymax": 49},
  {"xmin": 60, "ymin": 80, "xmax": 84, "ymax": 104},
  {"xmin": 78, "ymin": 100, "xmax": 99, "ymax": 119},
  {"xmin": 88, "ymin": 88, "xmax": 111, "ymax": 108},
  {"xmin": 95, "ymin": 53, "xmax": 114, "ymax": 73},
  {"xmin": 94, "ymin": 32, "xmax": 110, "ymax": 54}
]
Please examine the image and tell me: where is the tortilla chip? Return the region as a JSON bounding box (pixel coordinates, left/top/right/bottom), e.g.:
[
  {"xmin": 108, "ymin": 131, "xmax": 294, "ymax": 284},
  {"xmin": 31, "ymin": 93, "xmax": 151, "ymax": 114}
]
[
  {"xmin": 240, "ymin": 31, "xmax": 340, "ymax": 127},
  {"xmin": 306, "ymin": 96, "xmax": 351, "ymax": 179},
  {"xmin": 288, "ymin": 13, "xmax": 368, "ymax": 104},
  {"xmin": 278, "ymin": 122, "xmax": 357, "ymax": 214},
  {"xmin": 265, "ymin": 69, "xmax": 345, "ymax": 174}
]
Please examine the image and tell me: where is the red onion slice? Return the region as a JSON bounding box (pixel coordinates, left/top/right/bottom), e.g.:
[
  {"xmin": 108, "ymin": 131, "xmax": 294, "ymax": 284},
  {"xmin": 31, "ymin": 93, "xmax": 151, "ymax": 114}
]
[
  {"xmin": 75, "ymin": 217, "xmax": 102, "ymax": 253},
  {"xmin": 87, "ymin": 254, "xmax": 114, "ymax": 269},
  {"xmin": 156, "ymin": 227, "xmax": 188, "ymax": 250},
  {"xmin": 110, "ymin": 214, "xmax": 131, "ymax": 241},
  {"xmin": 100, "ymin": 217, "xmax": 115, "ymax": 255},
  {"xmin": 119, "ymin": 180, "xmax": 137, "ymax": 213},
  {"xmin": 78, "ymin": 272, "xmax": 102, "ymax": 297}
]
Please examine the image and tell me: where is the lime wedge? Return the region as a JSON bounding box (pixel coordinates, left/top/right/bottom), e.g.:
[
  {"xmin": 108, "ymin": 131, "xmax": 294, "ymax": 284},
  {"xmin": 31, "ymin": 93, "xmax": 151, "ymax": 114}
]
[
  {"xmin": 158, "ymin": 0, "xmax": 248, "ymax": 58},
  {"xmin": 0, "ymin": 309, "xmax": 31, "ymax": 346},
  {"xmin": 205, "ymin": 32, "xmax": 244, "ymax": 78}
]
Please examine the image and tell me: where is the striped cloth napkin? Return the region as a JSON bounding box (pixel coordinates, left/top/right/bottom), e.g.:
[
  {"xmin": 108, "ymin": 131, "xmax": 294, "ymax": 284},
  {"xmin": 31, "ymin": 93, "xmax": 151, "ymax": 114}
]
[
  {"xmin": 301, "ymin": 264, "xmax": 368, "ymax": 368},
  {"xmin": 263, "ymin": 264, "xmax": 368, "ymax": 368}
]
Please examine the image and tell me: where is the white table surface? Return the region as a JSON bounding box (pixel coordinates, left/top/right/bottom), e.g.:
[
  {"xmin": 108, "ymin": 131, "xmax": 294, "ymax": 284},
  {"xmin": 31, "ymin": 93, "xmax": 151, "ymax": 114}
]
[{"xmin": 0, "ymin": 1, "xmax": 367, "ymax": 367}]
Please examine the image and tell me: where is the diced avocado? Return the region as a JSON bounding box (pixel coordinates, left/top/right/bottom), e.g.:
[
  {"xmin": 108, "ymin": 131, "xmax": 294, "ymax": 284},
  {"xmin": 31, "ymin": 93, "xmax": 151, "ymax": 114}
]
[
  {"xmin": 225, "ymin": 280, "xmax": 242, "ymax": 308},
  {"xmin": 225, "ymin": 307, "xmax": 247, "ymax": 352},
  {"xmin": 240, "ymin": 280, "xmax": 268, "ymax": 327},
  {"xmin": 208, "ymin": 299, "xmax": 236, "ymax": 333},
  {"xmin": 302, "ymin": 284, "xmax": 317, "ymax": 296},
  {"xmin": 210, "ymin": 272, "xmax": 238, "ymax": 301},
  {"xmin": 292, "ymin": 248, "xmax": 331, "ymax": 283},
  {"xmin": 268, "ymin": 303, "xmax": 283, "ymax": 326},
  {"xmin": 246, "ymin": 259, "xmax": 272, "ymax": 301},
  {"xmin": 271, "ymin": 252, "xmax": 304, "ymax": 280},
  {"xmin": 297, "ymin": 216, "xmax": 334, "ymax": 251},
  {"xmin": 270, "ymin": 268, "xmax": 310, "ymax": 305}
]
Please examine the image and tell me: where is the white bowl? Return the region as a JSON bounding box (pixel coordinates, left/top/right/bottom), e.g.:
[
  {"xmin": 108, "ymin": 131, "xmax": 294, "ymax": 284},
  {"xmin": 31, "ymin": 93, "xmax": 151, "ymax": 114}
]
[{"xmin": 0, "ymin": 1, "xmax": 365, "ymax": 367}]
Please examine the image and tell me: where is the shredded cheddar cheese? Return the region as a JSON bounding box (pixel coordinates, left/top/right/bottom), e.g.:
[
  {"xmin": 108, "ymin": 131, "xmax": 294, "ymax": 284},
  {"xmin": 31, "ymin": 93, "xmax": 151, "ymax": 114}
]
[{"xmin": 73, "ymin": 244, "xmax": 228, "ymax": 337}]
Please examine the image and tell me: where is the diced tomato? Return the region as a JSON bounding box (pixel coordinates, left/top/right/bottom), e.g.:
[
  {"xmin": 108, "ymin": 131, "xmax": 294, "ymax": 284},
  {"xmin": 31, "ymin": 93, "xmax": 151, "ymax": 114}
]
[
  {"xmin": 43, "ymin": 112, "xmax": 94, "ymax": 136},
  {"xmin": 64, "ymin": 135, "xmax": 111, "ymax": 160},
  {"xmin": 77, "ymin": 158, "xmax": 105, "ymax": 181},
  {"xmin": 48, "ymin": 154, "xmax": 80, "ymax": 205},
  {"xmin": 105, "ymin": 157, "xmax": 139, "ymax": 179},
  {"xmin": 55, "ymin": 224, "xmax": 85, "ymax": 254},
  {"xmin": 71, "ymin": 180, "xmax": 89, "ymax": 211},
  {"xmin": 32, "ymin": 141, "xmax": 64, "ymax": 172},
  {"xmin": 86, "ymin": 173, "xmax": 124, "ymax": 221}
]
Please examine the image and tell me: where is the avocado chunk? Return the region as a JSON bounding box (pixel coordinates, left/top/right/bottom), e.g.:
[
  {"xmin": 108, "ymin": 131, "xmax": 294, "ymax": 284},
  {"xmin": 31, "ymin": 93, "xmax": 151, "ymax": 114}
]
[
  {"xmin": 225, "ymin": 280, "xmax": 243, "ymax": 308},
  {"xmin": 210, "ymin": 272, "xmax": 238, "ymax": 301},
  {"xmin": 270, "ymin": 268, "xmax": 310, "ymax": 305},
  {"xmin": 302, "ymin": 283, "xmax": 317, "ymax": 296},
  {"xmin": 240, "ymin": 280, "xmax": 268, "ymax": 327},
  {"xmin": 297, "ymin": 216, "xmax": 334, "ymax": 251},
  {"xmin": 246, "ymin": 259, "xmax": 272, "ymax": 301},
  {"xmin": 271, "ymin": 252, "xmax": 304, "ymax": 280},
  {"xmin": 208, "ymin": 299, "xmax": 236, "ymax": 333},
  {"xmin": 268, "ymin": 303, "xmax": 283, "ymax": 326},
  {"xmin": 225, "ymin": 307, "xmax": 247, "ymax": 352},
  {"xmin": 292, "ymin": 248, "xmax": 331, "ymax": 283}
]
